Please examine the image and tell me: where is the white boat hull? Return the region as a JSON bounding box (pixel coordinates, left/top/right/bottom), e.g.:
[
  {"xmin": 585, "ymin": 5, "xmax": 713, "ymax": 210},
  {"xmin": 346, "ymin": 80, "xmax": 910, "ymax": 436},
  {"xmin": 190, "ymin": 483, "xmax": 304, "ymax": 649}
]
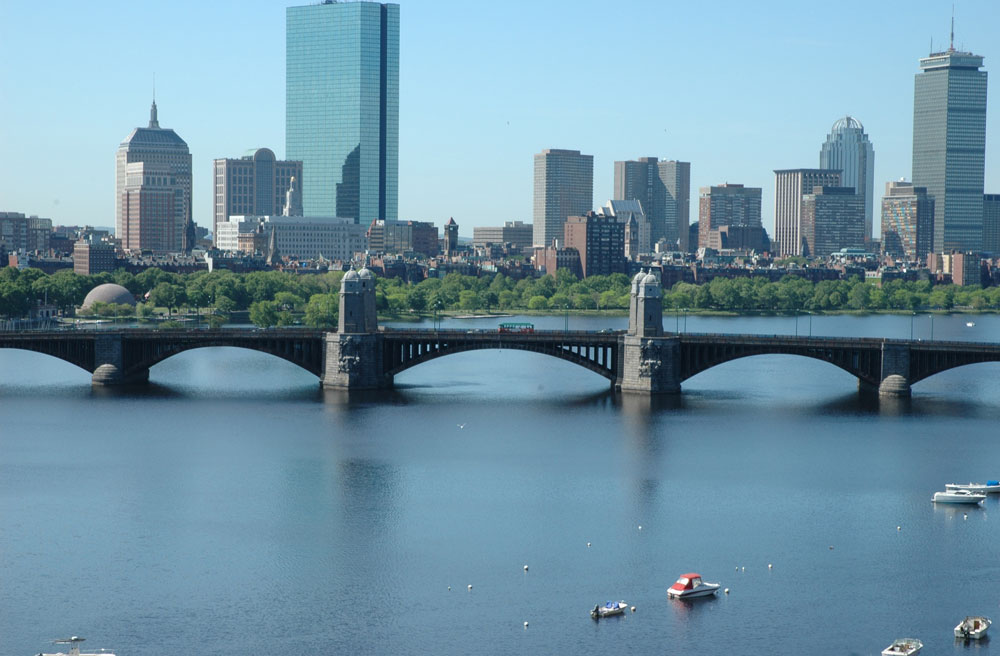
[
  {"xmin": 954, "ymin": 616, "xmax": 991, "ymax": 640},
  {"xmin": 933, "ymin": 490, "xmax": 986, "ymax": 504},
  {"xmin": 881, "ymin": 638, "xmax": 922, "ymax": 655},
  {"xmin": 947, "ymin": 482, "xmax": 1000, "ymax": 494},
  {"xmin": 668, "ymin": 584, "xmax": 720, "ymax": 599}
]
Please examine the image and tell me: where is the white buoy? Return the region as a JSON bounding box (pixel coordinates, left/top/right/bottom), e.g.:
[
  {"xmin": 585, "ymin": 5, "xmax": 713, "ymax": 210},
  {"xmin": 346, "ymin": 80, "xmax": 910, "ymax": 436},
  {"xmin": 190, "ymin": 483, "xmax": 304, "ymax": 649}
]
[
  {"xmin": 768, "ymin": 563, "xmax": 772, "ymax": 569},
  {"xmin": 524, "ymin": 621, "xmax": 529, "ymax": 628},
  {"xmin": 468, "ymin": 584, "xmax": 473, "ymax": 590},
  {"xmin": 897, "ymin": 526, "xmax": 901, "ymax": 531},
  {"xmin": 829, "ymin": 546, "xmax": 834, "ymax": 550},
  {"xmin": 735, "ymin": 566, "xmax": 739, "ymax": 571},
  {"xmin": 638, "ymin": 525, "xmax": 642, "ymax": 530},
  {"xmin": 631, "ymin": 606, "xmax": 636, "ymax": 613},
  {"xmin": 741, "ymin": 566, "xmax": 745, "ymax": 572},
  {"xmin": 587, "ymin": 542, "xmax": 591, "ymax": 547},
  {"xmin": 724, "ymin": 588, "xmax": 730, "ymax": 594},
  {"xmin": 448, "ymin": 586, "xmax": 451, "ymax": 590},
  {"xmin": 964, "ymin": 513, "xmax": 968, "ymax": 520}
]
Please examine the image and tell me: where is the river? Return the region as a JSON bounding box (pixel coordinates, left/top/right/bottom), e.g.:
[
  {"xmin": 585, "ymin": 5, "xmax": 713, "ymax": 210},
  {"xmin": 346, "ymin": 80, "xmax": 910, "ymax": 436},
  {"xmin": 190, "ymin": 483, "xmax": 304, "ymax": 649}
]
[{"xmin": 1, "ymin": 313, "xmax": 998, "ymax": 655}]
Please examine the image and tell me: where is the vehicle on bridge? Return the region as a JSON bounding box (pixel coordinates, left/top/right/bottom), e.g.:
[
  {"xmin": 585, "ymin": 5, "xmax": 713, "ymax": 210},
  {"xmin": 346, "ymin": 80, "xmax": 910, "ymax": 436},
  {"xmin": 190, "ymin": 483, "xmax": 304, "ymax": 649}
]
[{"xmin": 498, "ymin": 322, "xmax": 534, "ymax": 334}]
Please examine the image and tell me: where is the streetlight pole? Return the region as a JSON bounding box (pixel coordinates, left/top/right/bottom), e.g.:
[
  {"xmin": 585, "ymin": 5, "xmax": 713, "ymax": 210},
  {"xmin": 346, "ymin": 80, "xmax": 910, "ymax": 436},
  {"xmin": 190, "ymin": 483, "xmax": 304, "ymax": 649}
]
[
  {"xmin": 808, "ymin": 311, "xmax": 812, "ymax": 338},
  {"xmin": 910, "ymin": 312, "xmax": 915, "ymax": 341},
  {"xmin": 930, "ymin": 314, "xmax": 934, "ymax": 341}
]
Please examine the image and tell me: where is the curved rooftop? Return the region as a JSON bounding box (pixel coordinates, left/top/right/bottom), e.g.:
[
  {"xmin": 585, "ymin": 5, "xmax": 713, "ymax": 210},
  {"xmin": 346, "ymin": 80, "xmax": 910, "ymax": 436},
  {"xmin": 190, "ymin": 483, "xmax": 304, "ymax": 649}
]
[
  {"xmin": 831, "ymin": 116, "xmax": 864, "ymax": 133},
  {"xmin": 81, "ymin": 283, "xmax": 136, "ymax": 309}
]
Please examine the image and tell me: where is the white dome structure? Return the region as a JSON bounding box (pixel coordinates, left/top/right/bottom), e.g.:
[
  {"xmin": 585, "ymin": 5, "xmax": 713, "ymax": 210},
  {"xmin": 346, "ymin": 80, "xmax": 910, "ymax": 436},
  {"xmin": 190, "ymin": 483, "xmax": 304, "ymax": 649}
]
[{"xmin": 81, "ymin": 283, "xmax": 136, "ymax": 309}]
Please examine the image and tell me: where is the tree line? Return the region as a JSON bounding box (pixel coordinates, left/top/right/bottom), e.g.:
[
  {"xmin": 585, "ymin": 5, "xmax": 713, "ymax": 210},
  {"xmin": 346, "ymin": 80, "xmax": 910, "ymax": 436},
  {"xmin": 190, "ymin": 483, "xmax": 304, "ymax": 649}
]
[{"xmin": 2, "ymin": 266, "xmax": 999, "ymax": 329}]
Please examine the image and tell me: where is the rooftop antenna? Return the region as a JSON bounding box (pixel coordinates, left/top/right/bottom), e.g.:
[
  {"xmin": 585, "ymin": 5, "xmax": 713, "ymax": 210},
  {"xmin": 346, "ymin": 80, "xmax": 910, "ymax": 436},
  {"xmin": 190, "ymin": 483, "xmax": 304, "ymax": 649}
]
[{"xmin": 949, "ymin": 5, "xmax": 954, "ymax": 51}]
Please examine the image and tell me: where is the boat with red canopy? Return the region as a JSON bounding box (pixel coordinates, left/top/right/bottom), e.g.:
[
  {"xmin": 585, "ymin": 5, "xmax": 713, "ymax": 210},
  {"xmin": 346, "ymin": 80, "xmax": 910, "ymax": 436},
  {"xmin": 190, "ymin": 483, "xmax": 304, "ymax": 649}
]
[{"xmin": 667, "ymin": 573, "xmax": 720, "ymax": 599}]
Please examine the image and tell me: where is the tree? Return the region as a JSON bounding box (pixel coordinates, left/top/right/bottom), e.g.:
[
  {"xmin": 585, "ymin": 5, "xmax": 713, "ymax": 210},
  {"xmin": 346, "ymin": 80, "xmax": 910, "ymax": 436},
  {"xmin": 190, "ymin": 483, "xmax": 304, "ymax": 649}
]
[
  {"xmin": 149, "ymin": 282, "xmax": 183, "ymax": 316},
  {"xmin": 304, "ymin": 293, "xmax": 337, "ymax": 329},
  {"xmin": 249, "ymin": 300, "xmax": 279, "ymax": 328},
  {"xmin": 527, "ymin": 295, "xmax": 549, "ymax": 310}
]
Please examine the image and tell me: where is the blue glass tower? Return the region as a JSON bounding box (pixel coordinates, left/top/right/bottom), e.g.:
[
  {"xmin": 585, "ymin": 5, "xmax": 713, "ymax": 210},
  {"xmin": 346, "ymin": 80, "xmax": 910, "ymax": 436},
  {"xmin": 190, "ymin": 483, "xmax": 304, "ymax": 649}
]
[{"xmin": 287, "ymin": 1, "xmax": 399, "ymax": 224}]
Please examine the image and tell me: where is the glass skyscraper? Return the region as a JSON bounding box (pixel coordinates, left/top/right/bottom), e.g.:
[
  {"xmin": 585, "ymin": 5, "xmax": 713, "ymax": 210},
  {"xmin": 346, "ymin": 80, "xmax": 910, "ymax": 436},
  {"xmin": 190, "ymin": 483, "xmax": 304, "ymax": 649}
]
[
  {"xmin": 912, "ymin": 46, "xmax": 987, "ymax": 253},
  {"xmin": 819, "ymin": 116, "xmax": 874, "ymax": 242},
  {"xmin": 287, "ymin": 1, "xmax": 399, "ymax": 224}
]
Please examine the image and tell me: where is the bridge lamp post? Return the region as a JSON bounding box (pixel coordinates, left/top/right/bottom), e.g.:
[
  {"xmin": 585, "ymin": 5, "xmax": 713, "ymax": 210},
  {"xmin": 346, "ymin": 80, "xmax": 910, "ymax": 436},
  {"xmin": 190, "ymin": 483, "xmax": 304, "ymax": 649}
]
[
  {"xmin": 930, "ymin": 314, "xmax": 934, "ymax": 341},
  {"xmin": 910, "ymin": 311, "xmax": 915, "ymax": 341}
]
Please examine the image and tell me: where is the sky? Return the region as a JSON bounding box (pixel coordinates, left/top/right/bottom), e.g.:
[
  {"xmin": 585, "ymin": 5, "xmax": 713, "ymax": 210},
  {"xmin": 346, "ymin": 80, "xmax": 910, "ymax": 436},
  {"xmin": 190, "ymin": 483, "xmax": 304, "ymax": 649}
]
[{"xmin": 1, "ymin": 0, "xmax": 998, "ymax": 239}]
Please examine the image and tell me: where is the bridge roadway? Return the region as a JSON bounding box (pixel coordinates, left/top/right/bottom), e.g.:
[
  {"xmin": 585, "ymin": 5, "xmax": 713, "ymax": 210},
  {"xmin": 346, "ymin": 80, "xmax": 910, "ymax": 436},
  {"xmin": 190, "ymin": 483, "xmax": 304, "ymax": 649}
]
[{"xmin": 2, "ymin": 327, "xmax": 1000, "ymax": 396}]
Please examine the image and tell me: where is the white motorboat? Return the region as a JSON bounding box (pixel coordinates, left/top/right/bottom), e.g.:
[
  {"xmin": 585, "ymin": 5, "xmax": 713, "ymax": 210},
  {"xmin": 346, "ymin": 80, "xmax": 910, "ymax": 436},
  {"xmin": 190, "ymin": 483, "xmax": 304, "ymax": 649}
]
[
  {"xmin": 667, "ymin": 573, "xmax": 720, "ymax": 599},
  {"xmin": 947, "ymin": 481, "xmax": 1000, "ymax": 494},
  {"xmin": 881, "ymin": 637, "xmax": 922, "ymax": 655},
  {"xmin": 37, "ymin": 636, "xmax": 115, "ymax": 656},
  {"xmin": 933, "ymin": 489, "xmax": 986, "ymax": 504},
  {"xmin": 954, "ymin": 615, "xmax": 991, "ymax": 640},
  {"xmin": 590, "ymin": 600, "xmax": 627, "ymax": 619}
]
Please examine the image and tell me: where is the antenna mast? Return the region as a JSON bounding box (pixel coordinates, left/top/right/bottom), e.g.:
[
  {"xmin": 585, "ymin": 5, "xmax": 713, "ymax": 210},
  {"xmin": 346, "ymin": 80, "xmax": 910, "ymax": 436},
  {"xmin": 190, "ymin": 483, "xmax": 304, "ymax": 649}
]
[{"xmin": 949, "ymin": 5, "xmax": 954, "ymax": 51}]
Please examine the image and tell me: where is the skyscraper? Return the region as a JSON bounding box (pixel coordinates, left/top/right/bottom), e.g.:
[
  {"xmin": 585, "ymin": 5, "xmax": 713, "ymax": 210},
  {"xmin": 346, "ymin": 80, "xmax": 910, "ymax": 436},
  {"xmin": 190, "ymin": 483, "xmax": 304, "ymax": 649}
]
[
  {"xmin": 881, "ymin": 181, "xmax": 934, "ymax": 262},
  {"xmin": 612, "ymin": 157, "xmax": 690, "ymax": 250},
  {"xmin": 773, "ymin": 169, "xmax": 841, "ymax": 256},
  {"xmin": 984, "ymin": 194, "xmax": 1000, "ymax": 255},
  {"xmin": 533, "ymin": 149, "xmax": 593, "ymax": 247},
  {"xmin": 115, "ymin": 101, "xmax": 191, "ymax": 252},
  {"xmin": 800, "ymin": 187, "xmax": 865, "ymax": 258},
  {"xmin": 286, "ymin": 1, "xmax": 399, "ymax": 224},
  {"xmin": 819, "ymin": 116, "xmax": 875, "ymax": 241},
  {"xmin": 912, "ymin": 36, "xmax": 988, "ymax": 253},
  {"xmin": 698, "ymin": 183, "xmax": 761, "ymax": 249},
  {"xmin": 212, "ymin": 148, "xmax": 303, "ymax": 245}
]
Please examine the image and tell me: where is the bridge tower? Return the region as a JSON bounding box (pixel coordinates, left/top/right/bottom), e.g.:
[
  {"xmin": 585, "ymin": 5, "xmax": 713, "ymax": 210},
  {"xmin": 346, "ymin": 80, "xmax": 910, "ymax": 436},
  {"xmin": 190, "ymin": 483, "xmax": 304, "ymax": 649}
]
[
  {"xmin": 618, "ymin": 269, "xmax": 680, "ymax": 393},
  {"xmin": 323, "ymin": 267, "xmax": 390, "ymax": 389}
]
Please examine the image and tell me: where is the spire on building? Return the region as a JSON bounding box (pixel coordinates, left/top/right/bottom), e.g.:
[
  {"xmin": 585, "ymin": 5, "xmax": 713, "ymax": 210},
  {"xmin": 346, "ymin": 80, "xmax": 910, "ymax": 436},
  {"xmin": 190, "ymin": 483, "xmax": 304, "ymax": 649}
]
[{"xmin": 149, "ymin": 99, "xmax": 159, "ymax": 129}]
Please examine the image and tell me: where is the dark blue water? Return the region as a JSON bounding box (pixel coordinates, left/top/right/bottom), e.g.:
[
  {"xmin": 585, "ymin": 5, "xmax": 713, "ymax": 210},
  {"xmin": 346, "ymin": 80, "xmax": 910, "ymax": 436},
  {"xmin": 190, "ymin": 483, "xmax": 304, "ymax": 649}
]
[{"xmin": 2, "ymin": 314, "xmax": 999, "ymax": 655}]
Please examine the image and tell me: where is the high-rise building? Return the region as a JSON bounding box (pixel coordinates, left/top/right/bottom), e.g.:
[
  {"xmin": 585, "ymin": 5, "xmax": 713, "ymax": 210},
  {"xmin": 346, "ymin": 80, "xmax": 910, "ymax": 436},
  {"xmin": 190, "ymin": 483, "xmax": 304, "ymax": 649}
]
[
  {"xmin": 698, "ymin": 184, "xmax": 762, "ymax": 249},
  {"xmin": 212, "ymin": 148, "xmax": 302, "ymax": 244},
  {"xmin": 115, "ymin": 101, "xmax": 191, "ymax": 252},
  {"xmin": 533, "ymin": 149, "xmax": 593, "ymax": 247},
  {"xmin": 286, "ymin": 2, "xmax": 399, "ymax": 223},
  {"xmin": 984, "ymin": 194, "xmax": 1000, "ymax": 255},
  {"xmin": 0, "ymin": 212, "xmax": 52, "ymax": 253},
  {"xmin": 800, "ymin": 186, "xmax": 865, "ymax": 258},
  {"xmin": 472, "ymin": 221, "xmax": 533, "ymax": 252},
  {"xmin": 563, "ymin": 211, "xmax": 626, "ymax": 278},
  {"xmin": 881, "ymin": 181, "xmax": 934, "ymax": 262},
  {"xmin": 613, "ymin": 157, "xmax": 690, "ymax": 249},
  {"xmin": 819, "ymin": 116, "xmax": 875, "ymax": 241},
  {"xmin": 773, "ymin": 169, "xmax": 841, "ymax": 256},
  {"xmin": 912, "ymin": 39, "xmax": 988, "ymax": 253}
]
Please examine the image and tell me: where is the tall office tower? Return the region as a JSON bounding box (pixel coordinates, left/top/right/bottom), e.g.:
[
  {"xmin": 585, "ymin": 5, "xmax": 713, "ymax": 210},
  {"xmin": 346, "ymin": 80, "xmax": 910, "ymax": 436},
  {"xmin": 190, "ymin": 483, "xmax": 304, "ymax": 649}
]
[
  {"xmin": 698, "ymin": 184, "xmax": 762, "ymax": 248},
  {"xmin": 912, "ymin": 37, "xmax": 988, "ymax": 253},
  {"xmin": 881, "ymin": 181, "xmax": 934, "ymax": 261},
  {"xmin": 773, "ymin": 169, "xmax": 841, "ymax": 256},
  {"xmin": 612, "ymin": 157, "xmax": 690, "ymax": 249},
  {"xmin": 533, "ymin": 149, "xmax": 593, "ymax": 247},
  {"xmin": 116, "ymin": 101, "xmax": 192, "ymax": 252},
  {"xmin": 287, "ymin": 1, "xmax": 399, "ymax": 223},
  {"xmin": 984, "ymin": 194, "xmax": 1000, "ymax": 255},
  {"xmin": 800, "ymin": 186, "xmax": 865, "ymax": 258},
  {"xmin": 212, "ymin": 148, "xmax": 303, "ymax": 244},
  {"xmin": 820, "ymin": 116, "xmax": 875, "ymax": 241},
  {"xmin": 563, "ymin": 211, "xmax": 626, "ymax": 278}
]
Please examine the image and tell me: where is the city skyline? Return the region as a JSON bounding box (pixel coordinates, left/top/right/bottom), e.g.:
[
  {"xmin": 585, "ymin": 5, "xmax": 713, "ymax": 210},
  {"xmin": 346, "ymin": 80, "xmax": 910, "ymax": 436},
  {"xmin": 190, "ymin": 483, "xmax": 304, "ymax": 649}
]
[{"xmin": 1, "ymin": 0, "xmax": 998, "ymax": 239}]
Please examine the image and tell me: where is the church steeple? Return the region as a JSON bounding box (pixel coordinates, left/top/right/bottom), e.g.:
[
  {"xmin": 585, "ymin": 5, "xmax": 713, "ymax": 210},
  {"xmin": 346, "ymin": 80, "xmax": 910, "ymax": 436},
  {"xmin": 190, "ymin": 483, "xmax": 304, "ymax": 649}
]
[{"xmin": 149, "ymin": 99, "xmax": 159, "ymax": 129}]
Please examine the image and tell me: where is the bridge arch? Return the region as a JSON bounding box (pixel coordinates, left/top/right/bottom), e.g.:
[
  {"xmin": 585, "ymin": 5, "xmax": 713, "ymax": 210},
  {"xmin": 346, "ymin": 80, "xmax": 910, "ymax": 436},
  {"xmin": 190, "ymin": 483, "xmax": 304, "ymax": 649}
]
[
  {"xmin": 0, "ymin": 337, "xmax": 95, "ymax": 373},
  {"xmin": 910, "ymin": 349, "xmax": 1000, "ymax": 386}
]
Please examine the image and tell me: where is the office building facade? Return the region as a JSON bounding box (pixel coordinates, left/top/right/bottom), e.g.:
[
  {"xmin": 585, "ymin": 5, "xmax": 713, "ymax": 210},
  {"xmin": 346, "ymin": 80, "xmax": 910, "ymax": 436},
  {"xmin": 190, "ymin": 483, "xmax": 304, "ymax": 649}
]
[
  {"xmin": 287, "ymin": 1, "xmax": 399, "ymax": 223},
  {"xmin": 773, "ymin": 169, "xmax": 841, "ymax": 256},
  {"xmin": 217, "ymin": 215, "xmax": 367, "ymax": 262},
  {"xmin": 472, "ymin": 221, "xmax": 533, "ymax": 252},
  {"xmin": 698, "ymin": 184, "xmax": 762, "ymax": 249},
  {"xmin": 0, "ymin": 212, "xmax": 52, "ymax": 253},
  {"xmin": 912, "ymin": 46, "xmax": 988, "ymax": 253},
  {"xmin": 819, "ymin": 116, "xmax": 875, "ymax": 242},
  {"xmin": 612, "ymin": 157, "xmax": 689, "ymax": 250},
  {"xmin": 533, "ymin": 149, "xmax": 593, "ymax": 247},
  {"xmin": 984, "ymin": 194, "xmax": 1000, "ymax": 255},
  {"xmin": 880, "ymin": 181, "xmax": 934, "ymax": 262},
  {"xmin": 563, "ymin": 211, "xmax": 626, "ymax": 278},
  {"xmin": 116, "ymin": 101, "xmax": 191, "ymax": 253},
  {"xmin": 800, "ymin": 186, "xmax": 865, "ymax": 258},
  {"xmin": 212, "ymin": 148, "xmax": 302, "ymax": 243}
]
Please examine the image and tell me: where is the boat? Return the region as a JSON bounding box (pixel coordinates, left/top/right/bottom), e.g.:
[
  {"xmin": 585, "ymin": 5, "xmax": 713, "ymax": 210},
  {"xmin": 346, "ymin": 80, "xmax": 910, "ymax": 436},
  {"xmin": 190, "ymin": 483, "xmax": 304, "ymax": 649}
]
[
  {"xmin": 37, "ymin": 636, "xmax": 116, "ymax": 656},
  {"xmin": 966, "ymin": 321, "xmax": 976, "ymax": 327},
  {"xmin": 590, "ymin": 600, "xmax": 628, "ymax": 619},
  {"xmin": 932, "ymin": 489, "xmax": 986, "ymax": 504},
  {"xmin": 954, "ymin": 615, "xmax": 991, "ymax": 640},
  {"xmin": 946, "ymin": 481, "xmax": 1000, "ymax": 494},
  {"xmin": 667, "ymin": 573, "xmax": 720, "ymax": 599},
  {"xmin": 881, "ymin": 638, "xmax": 922, "ymax": 655}
]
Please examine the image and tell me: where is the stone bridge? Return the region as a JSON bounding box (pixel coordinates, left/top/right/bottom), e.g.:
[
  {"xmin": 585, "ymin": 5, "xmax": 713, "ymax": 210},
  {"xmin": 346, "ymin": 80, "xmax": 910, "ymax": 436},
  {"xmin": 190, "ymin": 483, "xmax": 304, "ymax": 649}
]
[{"xmin": 2, "ymin": 268, "xmax": 1000, "ymax": 397}]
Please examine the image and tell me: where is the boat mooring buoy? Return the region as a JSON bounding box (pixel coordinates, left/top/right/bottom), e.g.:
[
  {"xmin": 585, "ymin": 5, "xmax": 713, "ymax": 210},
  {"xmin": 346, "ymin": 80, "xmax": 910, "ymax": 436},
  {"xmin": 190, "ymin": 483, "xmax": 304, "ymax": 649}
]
[
  {"xmin": 768, "ymin": 563, "xmax": 773, "ymax": 569},
  {"xmin": 523, "ymin": 565, "xmax": 529, "ymax": 571},
  {"xmin": 897, "ymin": 526, "xmax": 901, "ymax": 531},
  {"xmin": 964, "ymin": 513, "xmax": 968, "ymax": 520},
  {"xmin": 741, "ymin": 566, "xmax": 745, "ymax": 572},
  {"xmin": 724, "ymin": 588, "xmax": 730, "ymax": 594},
  {"xmin": 468, "ymin": 584, "xmax": 473, "ymax": 590},
  {"xmin": 524, "ymin": 621, "xmax": 529, "ymax": 628},
  {"xmin": 829, "ymin": 546, "xmax": 834, "ymax": 550},
  {"xmin": 448, "ymin": 586, "xmax": 451, "ymax": 590},
  {"xmin": 638, "ymin": 525, "xmax": 642, "ymax": 530},
  {"xmin": 587, "ymin": 542, "xmax": 591, "ymax": 547},
  {"xmin": 631, "ymin": 606, "xmax": 636, "ymax": 613}
]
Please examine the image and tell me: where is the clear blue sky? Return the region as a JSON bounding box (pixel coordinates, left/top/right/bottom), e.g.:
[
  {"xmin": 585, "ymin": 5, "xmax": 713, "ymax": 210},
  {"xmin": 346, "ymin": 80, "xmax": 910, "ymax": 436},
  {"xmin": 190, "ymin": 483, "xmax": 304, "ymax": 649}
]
[{"xmin": 1, "ymin": 0, "xmax": 998, "ymax": 238}]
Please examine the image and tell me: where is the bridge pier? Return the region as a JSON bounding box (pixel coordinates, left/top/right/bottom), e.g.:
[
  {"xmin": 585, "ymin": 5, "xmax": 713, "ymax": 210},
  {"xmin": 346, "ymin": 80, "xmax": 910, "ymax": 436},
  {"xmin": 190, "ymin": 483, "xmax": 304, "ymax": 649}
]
[
  {"xmin": 617, "ymin": 336, "xmax": 681, "ymax": 394},
  {"xmin": 878, "ymin": 342, "xmax": 911, "ymax": 398},
  {"xmin": 322, "ymin": 333, "xmax": 392, "ymax": 390},
  {"xmin": 92, "ymin": 334, "xmax": 148, "ymax": 386}
]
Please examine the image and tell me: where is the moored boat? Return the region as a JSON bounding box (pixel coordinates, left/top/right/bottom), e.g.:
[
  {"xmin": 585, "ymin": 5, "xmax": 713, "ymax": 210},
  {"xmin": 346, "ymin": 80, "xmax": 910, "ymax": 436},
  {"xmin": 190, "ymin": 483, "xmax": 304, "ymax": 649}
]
[
  {"xmin": 591, "ymin": 600, "xmax": 628, "ymax": 619},
  {"xmin": 932, "ymin": 489, "xmax": 986, "ymax": 504},
  {"xmin": 37, "ymin": 636, "xmax": 116, "ymax": 656},
  {"xmin": 947, "ymin": 481, "xmax": 1000, "ymax": 494},
  {"xmin": 954, "ymin": 615, "xmax": 991, "ymax": 640},
  {"xmin": 667, "ymin": 573, "xmax": 720, "ymax": 599},
  {"xmin": 881, "ymin": 637, "xmax": 922, "ymax": 655}
]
